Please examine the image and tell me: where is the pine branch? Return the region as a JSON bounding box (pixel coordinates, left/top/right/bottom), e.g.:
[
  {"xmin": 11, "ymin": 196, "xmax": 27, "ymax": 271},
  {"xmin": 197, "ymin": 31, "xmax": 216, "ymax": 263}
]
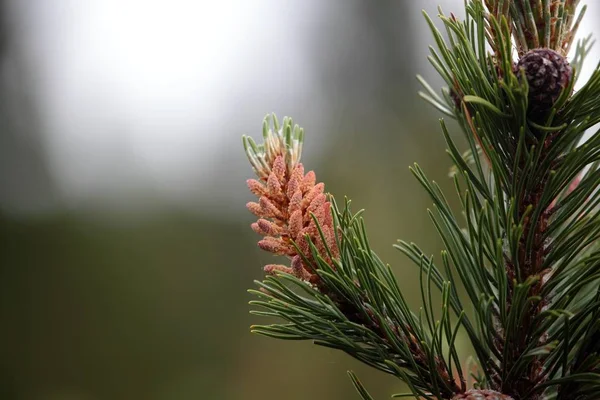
[
  {"xmin": 241, "ymin": 1, "xmax": 600, "ymax": 399},
  {"xmin": 243, "ymin": 115, "xmax": 471, "ymax": 399},
  {"xmin": 419, "ymin": 1, "xmax": 600, "ymax": 398}
]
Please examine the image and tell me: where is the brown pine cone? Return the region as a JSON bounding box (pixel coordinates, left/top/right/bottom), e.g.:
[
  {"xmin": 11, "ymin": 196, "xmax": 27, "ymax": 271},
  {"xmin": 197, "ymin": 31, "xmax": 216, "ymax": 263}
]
[
  {"xmin": 515, "ymin": 48, "xmax": 572, "ymax": 116},
  {"xmin": 452, "ymin": 389, "xmax": 514, "ymax": 400}
]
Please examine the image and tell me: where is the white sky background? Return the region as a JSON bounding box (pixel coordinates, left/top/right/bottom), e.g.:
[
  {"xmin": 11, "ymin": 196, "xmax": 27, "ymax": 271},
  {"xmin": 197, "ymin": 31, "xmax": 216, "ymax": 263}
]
[
  {"xmin": 8, "ymin": 0, "xmax": 600, "ymax": 216},
  {"xmin": 12, "ymin": 0, "xmax": 327, "ymax": 214}
]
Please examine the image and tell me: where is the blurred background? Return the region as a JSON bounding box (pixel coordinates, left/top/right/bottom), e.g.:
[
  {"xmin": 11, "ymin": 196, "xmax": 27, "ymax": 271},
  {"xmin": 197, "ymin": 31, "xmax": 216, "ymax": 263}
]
[{"xmin": 1, "ymin": 1, "xmax": 599, "ymax": 399}]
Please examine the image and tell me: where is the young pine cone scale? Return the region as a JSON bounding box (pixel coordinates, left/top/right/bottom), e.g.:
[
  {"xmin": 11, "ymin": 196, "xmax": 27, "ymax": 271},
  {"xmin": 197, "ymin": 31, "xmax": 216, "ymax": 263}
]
[
  {"xmin": 452, "ymin": 389, "xmax": 514, "ymax": 400},
  {"xmin": 515, "ymin": 48, "xmax": 572, "ymax": 116}
]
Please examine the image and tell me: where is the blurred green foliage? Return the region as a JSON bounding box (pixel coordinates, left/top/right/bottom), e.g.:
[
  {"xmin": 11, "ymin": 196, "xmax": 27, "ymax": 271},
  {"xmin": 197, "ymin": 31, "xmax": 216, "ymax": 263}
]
[{"xmin": 0, "ymin": 213, "xmax": 401, "ymax": 399}]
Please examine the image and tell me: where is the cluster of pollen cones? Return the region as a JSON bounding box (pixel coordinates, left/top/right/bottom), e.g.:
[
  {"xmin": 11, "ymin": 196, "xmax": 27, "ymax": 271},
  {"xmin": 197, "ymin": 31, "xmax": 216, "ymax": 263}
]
[{"xmin": 244, "ymin": 116, "xmax": 339, "ymax": 283}]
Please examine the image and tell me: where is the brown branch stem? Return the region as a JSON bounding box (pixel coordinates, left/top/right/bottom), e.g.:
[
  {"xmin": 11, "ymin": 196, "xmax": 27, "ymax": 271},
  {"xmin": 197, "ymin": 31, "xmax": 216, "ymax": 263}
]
[{"xmin": 496, "ymin": 135, "xmax": 555, "ymax": 400}]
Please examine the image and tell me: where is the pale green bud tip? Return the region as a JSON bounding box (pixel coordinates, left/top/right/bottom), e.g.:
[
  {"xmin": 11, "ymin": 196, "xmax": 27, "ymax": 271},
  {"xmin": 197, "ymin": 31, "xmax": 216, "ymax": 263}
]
[{"xmin": 243, "ymin": 113, "xmax": 305, "ymax": 180}]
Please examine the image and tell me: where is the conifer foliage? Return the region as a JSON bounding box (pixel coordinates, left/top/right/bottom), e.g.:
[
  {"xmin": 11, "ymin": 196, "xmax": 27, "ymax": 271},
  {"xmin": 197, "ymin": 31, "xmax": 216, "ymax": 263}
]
[{"xmin": 241, "ymin": 1, "xmax": 600, "ymax": 399}]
